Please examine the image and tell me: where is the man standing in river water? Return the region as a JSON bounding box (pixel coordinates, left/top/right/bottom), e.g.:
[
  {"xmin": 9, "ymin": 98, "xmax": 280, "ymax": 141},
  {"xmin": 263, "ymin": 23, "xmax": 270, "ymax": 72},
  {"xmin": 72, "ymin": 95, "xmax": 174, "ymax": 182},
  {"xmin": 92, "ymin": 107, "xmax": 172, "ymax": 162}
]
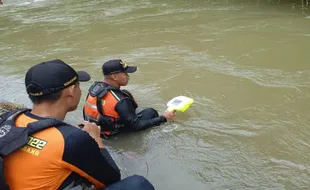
[
  {"xmin": 0, "ymin": 59, "xmax": 155, "ymax": 190},
  {"xmin": 83, "ymin": 59, "xmax": 175, "ymax": 138}
]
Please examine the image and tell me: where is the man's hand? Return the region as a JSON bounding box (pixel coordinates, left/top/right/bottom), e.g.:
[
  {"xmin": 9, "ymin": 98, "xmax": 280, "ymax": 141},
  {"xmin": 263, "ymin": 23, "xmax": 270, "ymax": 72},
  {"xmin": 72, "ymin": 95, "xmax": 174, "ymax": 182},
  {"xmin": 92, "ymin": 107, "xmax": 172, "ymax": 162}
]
[
  {"xmin": 79, "ymin": 121, "xmax": 104, "ymax": 148},
  {"xmin": 162, "ymin": 110, "xmax": 175, "ymax": 121}
]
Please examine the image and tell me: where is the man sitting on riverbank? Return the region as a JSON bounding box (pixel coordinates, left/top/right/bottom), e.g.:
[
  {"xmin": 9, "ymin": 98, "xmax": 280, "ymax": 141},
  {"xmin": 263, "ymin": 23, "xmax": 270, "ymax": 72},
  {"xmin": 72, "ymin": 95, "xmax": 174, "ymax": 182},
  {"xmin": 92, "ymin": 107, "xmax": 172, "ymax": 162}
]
[
  {"xmin": 83, "ymin": 59, "xmax": 175, "ymax": 138},
  {"xmin": 0, "ymin": 59, "xmax": 155, "ymax": 190}
]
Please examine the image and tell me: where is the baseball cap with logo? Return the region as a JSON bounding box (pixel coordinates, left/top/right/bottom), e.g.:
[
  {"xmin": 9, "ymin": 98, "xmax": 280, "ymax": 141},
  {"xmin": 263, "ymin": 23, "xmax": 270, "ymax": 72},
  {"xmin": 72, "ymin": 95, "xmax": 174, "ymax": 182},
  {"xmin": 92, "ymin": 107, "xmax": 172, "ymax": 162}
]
[
  {"xmin": 102, "ymin": 59, "xmax": 137, "ymax": 75},
  {"xmin": 25, "ymin": 59, "xmax": 91, "ymax": 97}
]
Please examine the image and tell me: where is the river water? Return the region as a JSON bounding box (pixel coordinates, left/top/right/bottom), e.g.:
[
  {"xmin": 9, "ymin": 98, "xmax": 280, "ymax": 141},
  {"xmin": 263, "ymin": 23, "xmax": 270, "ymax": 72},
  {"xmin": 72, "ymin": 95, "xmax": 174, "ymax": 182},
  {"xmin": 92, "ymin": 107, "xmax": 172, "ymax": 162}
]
[{"xmin": 1, "ymin": 0, "xmax": 310, "ymax": 189}]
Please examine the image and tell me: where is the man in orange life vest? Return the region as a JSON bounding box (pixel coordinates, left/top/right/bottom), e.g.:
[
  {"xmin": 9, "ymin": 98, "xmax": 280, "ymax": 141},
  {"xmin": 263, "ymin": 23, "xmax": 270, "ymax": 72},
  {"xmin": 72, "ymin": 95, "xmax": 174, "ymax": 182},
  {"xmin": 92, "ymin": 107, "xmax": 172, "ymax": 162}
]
[
  {"xmin": 0, "ymin": 59, "xmax": 155, "ymax": 190},
  {"xmin": 83, "ymin": 59, "xmax": 175, "ymax": 137}
]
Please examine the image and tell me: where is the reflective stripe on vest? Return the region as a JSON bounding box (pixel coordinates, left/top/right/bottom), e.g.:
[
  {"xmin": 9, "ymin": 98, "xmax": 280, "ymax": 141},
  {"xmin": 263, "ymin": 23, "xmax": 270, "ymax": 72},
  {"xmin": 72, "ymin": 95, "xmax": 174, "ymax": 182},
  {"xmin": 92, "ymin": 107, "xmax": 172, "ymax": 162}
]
[
  {"xmin": 84, "ymin": 91, "xmax": 120, "ymax": 120},
  {"xmin": 84, "ymin": 96, "xmax": 100, "ymax": 120}
]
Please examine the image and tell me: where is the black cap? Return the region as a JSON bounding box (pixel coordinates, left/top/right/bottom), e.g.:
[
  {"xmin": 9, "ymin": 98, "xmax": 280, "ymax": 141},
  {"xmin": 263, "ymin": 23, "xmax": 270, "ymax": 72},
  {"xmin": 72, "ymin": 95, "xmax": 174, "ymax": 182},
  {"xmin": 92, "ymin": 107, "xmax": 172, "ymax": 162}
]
[
  {"xmin": 102, "ymin": 59, "xmax": 137, "ymax": 75},
  {"xmin": 25, "ymin": 59, "xmax": 91, "ymax": 97}
]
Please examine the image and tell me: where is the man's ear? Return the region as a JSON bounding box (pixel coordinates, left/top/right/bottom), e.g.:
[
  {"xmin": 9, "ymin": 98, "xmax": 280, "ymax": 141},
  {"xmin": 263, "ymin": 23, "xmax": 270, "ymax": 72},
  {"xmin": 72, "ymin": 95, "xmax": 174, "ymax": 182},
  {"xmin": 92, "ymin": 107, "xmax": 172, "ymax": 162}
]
[
  {"xmin": 111, "ymin": 74, "xmax": 117, "ymax": 81},
  {"xmin": 66, "ymin": 85, "xmax": 75, "ymax": 97}
]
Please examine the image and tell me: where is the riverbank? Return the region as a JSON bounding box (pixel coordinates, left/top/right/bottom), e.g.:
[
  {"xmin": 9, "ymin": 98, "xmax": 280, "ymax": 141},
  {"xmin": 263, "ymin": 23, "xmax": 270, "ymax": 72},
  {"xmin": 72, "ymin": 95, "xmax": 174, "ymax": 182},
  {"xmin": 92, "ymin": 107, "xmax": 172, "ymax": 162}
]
[{"xmin": 0, "ymin": 102, "xmax": 23, "ymax": 114}]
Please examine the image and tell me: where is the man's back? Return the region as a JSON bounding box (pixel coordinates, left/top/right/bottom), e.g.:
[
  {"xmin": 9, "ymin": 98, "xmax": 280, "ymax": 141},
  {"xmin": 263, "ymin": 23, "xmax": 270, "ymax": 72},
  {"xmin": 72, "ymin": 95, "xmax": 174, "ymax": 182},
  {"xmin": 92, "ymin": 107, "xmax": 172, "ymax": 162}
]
[{"xmin": 4, "ymin": 111, "xmax": 120, "ymax": 190}]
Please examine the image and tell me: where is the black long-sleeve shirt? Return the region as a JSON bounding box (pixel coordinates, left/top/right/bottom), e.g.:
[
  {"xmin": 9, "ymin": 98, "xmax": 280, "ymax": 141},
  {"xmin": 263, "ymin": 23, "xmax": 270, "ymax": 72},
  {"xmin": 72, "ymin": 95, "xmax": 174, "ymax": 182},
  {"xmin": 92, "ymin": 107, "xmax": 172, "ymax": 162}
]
[
  {"xmin": 105, "ymin": 83, "xmax": 167, "ymax": 131},
  {"xmin": 115, "ymin": 97, "xmax": 167, "ymax": 131}
]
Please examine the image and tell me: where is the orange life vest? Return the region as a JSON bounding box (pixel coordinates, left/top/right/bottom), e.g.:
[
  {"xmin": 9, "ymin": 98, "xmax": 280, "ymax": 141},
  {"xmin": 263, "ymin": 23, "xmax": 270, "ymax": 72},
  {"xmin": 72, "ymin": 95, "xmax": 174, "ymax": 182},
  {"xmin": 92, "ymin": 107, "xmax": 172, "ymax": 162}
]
[{"xmin": 83, "ymin": 82, "xmax": 124, "ymax": 136}]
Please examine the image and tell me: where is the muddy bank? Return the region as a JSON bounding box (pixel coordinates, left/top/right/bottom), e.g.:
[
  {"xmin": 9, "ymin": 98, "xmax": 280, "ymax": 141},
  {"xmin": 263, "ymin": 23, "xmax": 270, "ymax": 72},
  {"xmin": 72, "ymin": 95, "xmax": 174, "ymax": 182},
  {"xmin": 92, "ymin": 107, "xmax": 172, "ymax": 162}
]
[{"xmin": 0, "ymin": 102, "xmax": 24, "ymax": 114}]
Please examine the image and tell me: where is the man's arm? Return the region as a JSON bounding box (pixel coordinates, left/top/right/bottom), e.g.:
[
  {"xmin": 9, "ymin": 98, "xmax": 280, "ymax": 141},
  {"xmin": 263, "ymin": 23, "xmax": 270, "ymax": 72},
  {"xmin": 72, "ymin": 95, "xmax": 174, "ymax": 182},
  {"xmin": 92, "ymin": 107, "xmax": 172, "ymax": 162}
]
[
  {"xmin": 115, "ymin": 98, "xmax": 167, "ymax": 131},
  {"xmin": 61, "ymin": 127, "xmax": 121, "ymax": 188}
]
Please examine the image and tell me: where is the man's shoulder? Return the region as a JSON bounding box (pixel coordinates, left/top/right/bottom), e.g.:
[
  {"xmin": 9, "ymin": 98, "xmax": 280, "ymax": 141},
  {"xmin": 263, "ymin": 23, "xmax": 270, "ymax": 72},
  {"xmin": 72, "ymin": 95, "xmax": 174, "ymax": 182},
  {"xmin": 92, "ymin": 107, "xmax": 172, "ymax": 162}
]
[{"xmin": 109, "ymin": 89, "xmax": 127, "ymax": 100}]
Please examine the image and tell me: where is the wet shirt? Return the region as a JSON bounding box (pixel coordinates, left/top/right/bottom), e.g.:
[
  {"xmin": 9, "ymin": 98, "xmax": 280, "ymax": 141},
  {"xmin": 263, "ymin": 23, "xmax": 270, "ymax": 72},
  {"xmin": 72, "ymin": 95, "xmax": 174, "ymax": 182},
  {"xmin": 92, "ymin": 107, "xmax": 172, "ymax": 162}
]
[
  {"xmin": 105, "ymin": 83, "xmax": 167, "ymax": 131},
  {"xmin": 3, "ymin": 111, "xmax": 120, "ymax": 190}
]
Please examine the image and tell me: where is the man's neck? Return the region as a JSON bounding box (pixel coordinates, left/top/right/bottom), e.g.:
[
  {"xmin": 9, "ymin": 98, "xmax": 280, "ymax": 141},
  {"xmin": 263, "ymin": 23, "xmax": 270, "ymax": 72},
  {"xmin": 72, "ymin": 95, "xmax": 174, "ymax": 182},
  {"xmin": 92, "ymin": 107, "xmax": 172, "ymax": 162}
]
[
  {"xmin": 103, "ymin": 79, "xmax": 120, "ymax": 88},
  {"xmin": 31, "ymin": 102, "xmax": 67, "ymax": 121}
]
